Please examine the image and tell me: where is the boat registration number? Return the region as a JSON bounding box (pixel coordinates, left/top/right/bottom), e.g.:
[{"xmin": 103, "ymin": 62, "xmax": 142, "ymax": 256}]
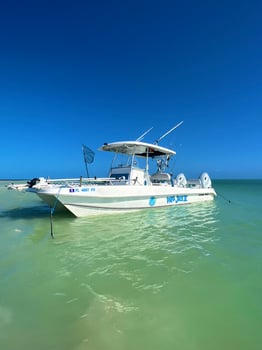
[{"xmin": 69, "ymin": 188, "xmax": 96, "ymax": 193}]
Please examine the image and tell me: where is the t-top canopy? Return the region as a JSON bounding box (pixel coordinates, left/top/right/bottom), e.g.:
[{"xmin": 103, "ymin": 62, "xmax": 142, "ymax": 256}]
[{"xmin": 99, "ymin": 141, "xmax": 176, "ymax": 158}]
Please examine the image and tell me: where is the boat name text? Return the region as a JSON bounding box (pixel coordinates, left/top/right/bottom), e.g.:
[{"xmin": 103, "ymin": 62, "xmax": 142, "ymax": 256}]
[{"xmin": 166, "ymin": 195, "xmax": 188, "ymax": 204}]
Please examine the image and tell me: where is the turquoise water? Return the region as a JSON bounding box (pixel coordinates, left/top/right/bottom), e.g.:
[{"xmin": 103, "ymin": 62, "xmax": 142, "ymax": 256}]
[{"xmin": 0, "ymin": 180, "xmax": 261, "ymax": 350}]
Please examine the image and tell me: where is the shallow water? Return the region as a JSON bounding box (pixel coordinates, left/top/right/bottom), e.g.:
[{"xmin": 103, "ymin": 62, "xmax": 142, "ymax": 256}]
[{"xmin": 0, "ymin": 180, "xmax": 261, "ymax": 350}]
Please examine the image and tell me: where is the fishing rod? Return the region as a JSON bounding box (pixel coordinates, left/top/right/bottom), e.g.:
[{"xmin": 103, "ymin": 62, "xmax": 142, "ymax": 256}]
[
  {"xmin": 155, "ymin": 121, "xmax": 183, "ymax": 144},
  {"xmin": 136, "ymin": 126, "xmax": 154, "ymax": 141}
]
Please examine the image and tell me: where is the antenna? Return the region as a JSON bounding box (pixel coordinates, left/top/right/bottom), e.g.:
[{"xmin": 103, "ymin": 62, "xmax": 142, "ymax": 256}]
[
  {"xmin": 136, "ymin": 127, "xmax": 153, "ymax": 141},
  {"xmin": 155, "ymin": 121, "xmax": 183, "ymax": 144}
]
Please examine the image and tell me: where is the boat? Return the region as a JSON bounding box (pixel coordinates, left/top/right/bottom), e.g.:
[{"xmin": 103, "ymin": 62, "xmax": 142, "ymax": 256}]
[
  {"xmin": 24, "ymin": 124, "xmax": 216, "ymax": 217},
  {"xmin": 7, "ymin": 182, "xmax": 29, "ymax": 191}
]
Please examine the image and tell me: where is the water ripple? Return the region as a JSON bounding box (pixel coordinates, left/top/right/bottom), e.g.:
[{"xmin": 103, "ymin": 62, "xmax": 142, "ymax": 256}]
[{"xmin": 51, "ymin": 202, "xmax": 219, "ymax": 300}]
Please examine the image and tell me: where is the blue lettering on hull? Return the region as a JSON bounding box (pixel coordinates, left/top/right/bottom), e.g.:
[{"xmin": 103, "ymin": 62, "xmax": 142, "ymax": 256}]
[
  {"xmin": 81, "ymin": 188, "xmax": 96, "ymax": 192},
  {"xmin": 69, "ymin": 187, "xmax": 96, "ymax": 193},
  {"xmin": 166, "ymin": 195, "xmax": 188, "ymax": 204}
]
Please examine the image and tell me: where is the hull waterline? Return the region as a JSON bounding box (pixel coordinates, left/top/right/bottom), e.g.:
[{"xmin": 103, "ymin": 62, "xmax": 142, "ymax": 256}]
[{"xmin": 35, "ymin": 185, "xmax": 216, "ymax": 217}]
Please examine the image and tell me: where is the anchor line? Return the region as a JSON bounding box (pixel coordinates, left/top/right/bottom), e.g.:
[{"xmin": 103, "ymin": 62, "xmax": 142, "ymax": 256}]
[
  {"xmin": 216, "ymin": 191, "xmax": 231, "ymax": 204},
  {"xmin": 50, "ymin": 186, "xmax": 62, "ymax": 239}
]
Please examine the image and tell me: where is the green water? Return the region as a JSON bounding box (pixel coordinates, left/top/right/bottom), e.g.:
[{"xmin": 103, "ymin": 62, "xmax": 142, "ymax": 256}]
[{"xmin": 0, "ymin": 180, "xmax": 261, "ymax": 350}]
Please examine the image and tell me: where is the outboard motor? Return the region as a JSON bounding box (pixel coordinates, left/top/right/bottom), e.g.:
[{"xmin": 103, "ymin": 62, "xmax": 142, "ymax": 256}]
[
  {"xmin": 200, "ymin": 172, "xmax": 212, "ymax": 188},
  {"xmin": 176, "ymin": 173, "xmax": 187, "ymax": 187},
  {"xmin": 27, "ymin": 178, "xmax": 40, "ymax": 188}
]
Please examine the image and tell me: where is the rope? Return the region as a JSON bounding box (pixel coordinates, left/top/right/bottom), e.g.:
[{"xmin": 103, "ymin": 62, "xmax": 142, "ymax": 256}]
[
  {"xmin": 50, "ymin": 186, "xmax": 63, "ymax": 239},
  {"xmin": 217, "ymin": 191, "xmax": 231, "ymax": 204}
]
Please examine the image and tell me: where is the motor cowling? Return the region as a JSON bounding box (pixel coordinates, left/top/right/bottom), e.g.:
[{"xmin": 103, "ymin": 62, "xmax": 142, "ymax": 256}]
[
  {"xmin": 176, "ymin": 173, "xmax": 187, "ymax": 187},
  {"xmin": 27, "ymin": 178, "xmax": 40, "ymax": 188},
  {"xmin": 200, "ymin": 172, "xmax": 212, "ymax": 188}
]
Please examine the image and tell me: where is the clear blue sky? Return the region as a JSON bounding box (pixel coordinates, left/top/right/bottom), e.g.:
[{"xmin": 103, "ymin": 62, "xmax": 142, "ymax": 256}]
[{"xmin": 1, "ymin": 0, "xmax": 261, "ymax": 179}]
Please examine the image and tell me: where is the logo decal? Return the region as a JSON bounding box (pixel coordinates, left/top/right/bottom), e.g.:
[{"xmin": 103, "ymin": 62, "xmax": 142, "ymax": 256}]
[{"xmin": 149, "ymin": 197, "xmax": 156, "ymax": 206}]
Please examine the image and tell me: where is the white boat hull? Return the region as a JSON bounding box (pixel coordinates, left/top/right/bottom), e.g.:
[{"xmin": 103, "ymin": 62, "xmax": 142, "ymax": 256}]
[
  {"xmin": 23, "ymin": 136, "xmax": 217, "ymax": 218},
  {"xmin": 34, "ymin": 184, "xmax": 216, "ymax": 217}
]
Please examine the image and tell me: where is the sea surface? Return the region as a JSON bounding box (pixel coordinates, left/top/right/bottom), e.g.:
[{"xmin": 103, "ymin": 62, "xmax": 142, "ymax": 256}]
[{"xmin": 0, "ymin": 180, "xmax": 261, "ymax": 350}]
